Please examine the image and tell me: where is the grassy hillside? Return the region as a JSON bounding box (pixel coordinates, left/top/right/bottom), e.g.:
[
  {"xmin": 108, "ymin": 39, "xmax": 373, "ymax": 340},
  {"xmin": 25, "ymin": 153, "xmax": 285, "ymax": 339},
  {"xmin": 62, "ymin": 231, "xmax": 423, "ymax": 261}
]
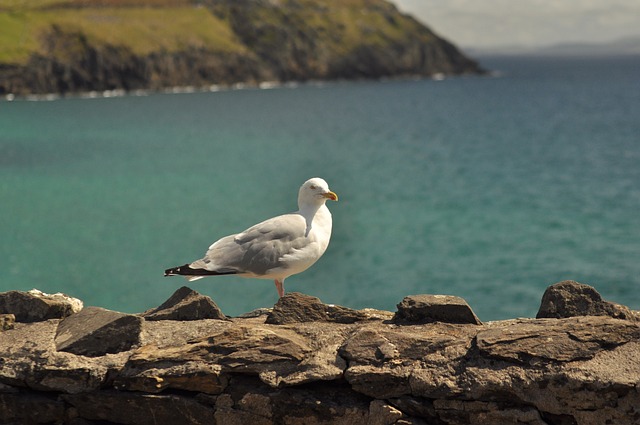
[
  {"xmin": 0, "ymin": 0, "xmax": 483, "ymax": 95},
  {"xmin": 0, "ymin": 2, "xmax": 244, "ymax": 63},
  {"xmin": 0, "ymin": 0, "xmax": 439, "ymax": 64},
  {"xmin": 208, "ymin": 0, "xmax": 436, "ymax": 53}
]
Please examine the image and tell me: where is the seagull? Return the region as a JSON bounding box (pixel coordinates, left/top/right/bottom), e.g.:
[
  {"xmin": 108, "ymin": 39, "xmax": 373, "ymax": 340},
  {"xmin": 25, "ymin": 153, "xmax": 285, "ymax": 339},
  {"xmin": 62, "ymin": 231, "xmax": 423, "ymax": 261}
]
[{"xmin": 164, "ymin": 177, "xmax": 338, "ymax": 297}]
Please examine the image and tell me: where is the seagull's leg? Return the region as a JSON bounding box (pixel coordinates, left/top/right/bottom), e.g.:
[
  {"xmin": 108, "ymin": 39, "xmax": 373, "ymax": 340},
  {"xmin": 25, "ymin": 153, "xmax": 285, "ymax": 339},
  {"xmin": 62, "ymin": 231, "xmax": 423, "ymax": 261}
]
[{"xmin": 274, "ymin": 279, "xmax": 285, "ymax": 298}]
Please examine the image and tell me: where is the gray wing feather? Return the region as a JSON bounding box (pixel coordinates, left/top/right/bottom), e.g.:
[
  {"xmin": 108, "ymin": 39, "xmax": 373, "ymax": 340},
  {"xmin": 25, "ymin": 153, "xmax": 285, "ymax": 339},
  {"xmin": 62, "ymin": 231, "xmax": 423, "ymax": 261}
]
[{"xmin": 193, "ymin": 214, "xmax": 307, "ymax": 275}]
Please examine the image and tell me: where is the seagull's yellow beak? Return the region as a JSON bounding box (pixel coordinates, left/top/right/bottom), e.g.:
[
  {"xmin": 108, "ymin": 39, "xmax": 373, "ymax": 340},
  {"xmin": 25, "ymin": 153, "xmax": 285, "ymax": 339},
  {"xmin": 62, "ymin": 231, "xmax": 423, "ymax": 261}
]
[{"xmin": 323, "ymin": 191, "xmax": 339, "ymax": 201}]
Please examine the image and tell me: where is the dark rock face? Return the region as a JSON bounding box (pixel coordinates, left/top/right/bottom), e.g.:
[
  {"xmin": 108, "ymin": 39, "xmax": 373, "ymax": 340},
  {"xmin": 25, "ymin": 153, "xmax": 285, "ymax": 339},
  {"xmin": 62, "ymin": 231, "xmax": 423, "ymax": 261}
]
[
  {"xmin": 537, "ymin": 280, "xmax": 638, "ymax": 321},
  {"xmin": 55, "ymin": 306, "xmax": 143, "ymax": 357},
  {"xmin": 142, "ymin": 286, "xmax": 227, "ymax": 321},
  {"xmin": 393, "ymin": 294, "xmax": 482, "ymax": 325},
  {"xmin": 1, "ymin": 281, "xmax": 639, "ymax": 424},
  {"xmin": 62, "ymin": 391, "xmax": 217, "ymax": 425}
]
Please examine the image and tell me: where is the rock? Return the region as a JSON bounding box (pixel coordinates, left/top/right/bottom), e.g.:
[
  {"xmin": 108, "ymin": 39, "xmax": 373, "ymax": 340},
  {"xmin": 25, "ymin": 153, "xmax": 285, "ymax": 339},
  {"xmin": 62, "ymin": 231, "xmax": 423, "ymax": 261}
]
[
  {"xmin": 537, "ymin": 280, "xmax": 637, "ymax": 321},
  {"xmin": 55, "ymin": 306, "xmax": 143, "ymax": 357},
  {"xmin": 122, "ymin": 321, "xmax": 345, "ymax": 388},
  {"xmin": 115, "ymin": 341, "xmax": 230, "ymax": 394},
  {"xmin": 0, "ymin": 392, "xmax": 66, "ymax": 425},
  {"xmin": 266, "ymin": 293, "xmax": 329, "ymax": 324},
  {"xmin": 368, "ymin": 399, "xmax": 405, "ymax": 425},
  {"xmin": 0, "ymin": 289, "xmax": 83, "ymax": 322},
  {"xmin": 340, "ymin": 324, "xmax": 478, "ymax": 399},
  {"xmin": 476, "ymin": 316, "xmax": 640, "ymax": 363},
  {"xmin": 266, "ymin": 292, "xmax": 392, "ymax": 325},
  {"xmin": 237, "ymin": 308, "xmax": 273, "ymax": 318},
  {"xmin": 213, "ymin": 376, "xmax": 372, "ymax": 425},
  {"xmin": 0, "ymin": 319, "xmax": 118, "ymax": 394},
  {"xmin": 1, "ymin": 286, "xmax": 640, "ymax": 424},
  {"xmin": 388, "ymin": 397, "xmax": 439, "ymax": 422},
  {"xmin": 392, "ymin": 294, "xmax": 482, "ymax": 325},
  {"xmin": 115, "ymin": 360, "xmax": 229, "ymax": 395},
  {"xmin": 1, "ymin": 314, "xmax": 15, "ymax": 331},
  {"xmin": 62, "ymin": 391, "xmax": 216, "ymax": 425},
  {"xmin": 142, "ymin": 286, "xmax": 226, "ymax": 321}
]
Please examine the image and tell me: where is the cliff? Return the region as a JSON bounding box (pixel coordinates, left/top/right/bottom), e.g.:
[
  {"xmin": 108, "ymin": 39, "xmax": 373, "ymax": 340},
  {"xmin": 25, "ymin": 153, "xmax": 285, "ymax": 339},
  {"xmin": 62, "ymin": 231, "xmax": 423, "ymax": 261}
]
[
  {"xmin": 1, "ymin": 280, "xmax": 639, "ymax": 425},
  {"xmin": 0, "ymin": 0, "xmax": 484, "ymax": 96}
]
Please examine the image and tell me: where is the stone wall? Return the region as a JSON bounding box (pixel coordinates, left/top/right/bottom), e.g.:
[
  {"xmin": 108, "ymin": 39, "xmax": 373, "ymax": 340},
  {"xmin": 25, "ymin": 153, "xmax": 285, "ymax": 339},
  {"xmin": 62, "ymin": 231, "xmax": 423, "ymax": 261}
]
[{"xmin": 1, "ymin": 281, "xmax": 639, "ymax": 425}]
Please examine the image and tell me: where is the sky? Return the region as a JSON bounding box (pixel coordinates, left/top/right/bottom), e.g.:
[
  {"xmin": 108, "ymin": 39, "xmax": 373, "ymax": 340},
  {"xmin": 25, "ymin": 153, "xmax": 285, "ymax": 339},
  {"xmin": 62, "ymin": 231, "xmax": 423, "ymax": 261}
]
[{"xmin": 393, "ymin": 0, "xmax": 640, "ymax": 49}]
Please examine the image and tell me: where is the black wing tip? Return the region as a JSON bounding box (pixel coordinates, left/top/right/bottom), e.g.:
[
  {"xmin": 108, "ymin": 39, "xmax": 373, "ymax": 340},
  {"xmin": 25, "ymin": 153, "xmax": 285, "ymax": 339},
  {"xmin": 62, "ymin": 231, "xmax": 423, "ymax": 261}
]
[
  {"xmin": 164, "ymin": 264, "xmax": 189, "ymax": 277},
  {"xmin": 164, "ymin": 264, "xmax": 239, "ymax": 277}
]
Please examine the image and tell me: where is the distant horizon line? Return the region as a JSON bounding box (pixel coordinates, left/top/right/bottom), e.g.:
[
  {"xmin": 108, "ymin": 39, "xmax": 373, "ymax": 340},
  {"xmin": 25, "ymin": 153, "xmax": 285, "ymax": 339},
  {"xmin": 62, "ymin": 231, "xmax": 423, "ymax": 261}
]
[{"xmin": 459, "ymin": 34, "xmax": 640, "ymax": 56}]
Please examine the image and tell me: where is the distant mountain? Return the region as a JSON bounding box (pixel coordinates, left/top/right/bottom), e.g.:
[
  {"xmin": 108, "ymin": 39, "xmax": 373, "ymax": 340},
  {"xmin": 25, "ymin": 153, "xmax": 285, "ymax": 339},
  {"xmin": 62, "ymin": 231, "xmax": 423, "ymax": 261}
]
[
  {"xmin": 466, "ymin": 35, "xmax": 640, "ymax": 57},
  {"xmin": 534, "ymin": 36, "xmax": 640, "ymax": 56},
  {"xmin": 0, "ymin": 0, "xmax": 484, "ymax": 96}
]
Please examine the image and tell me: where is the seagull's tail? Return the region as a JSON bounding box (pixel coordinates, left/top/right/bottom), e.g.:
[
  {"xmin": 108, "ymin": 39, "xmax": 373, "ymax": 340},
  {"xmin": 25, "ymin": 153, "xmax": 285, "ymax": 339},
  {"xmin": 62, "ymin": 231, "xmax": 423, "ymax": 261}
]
[{"xmin": 164, "ymin": 264, "xmax": 238, "ymax": 281}]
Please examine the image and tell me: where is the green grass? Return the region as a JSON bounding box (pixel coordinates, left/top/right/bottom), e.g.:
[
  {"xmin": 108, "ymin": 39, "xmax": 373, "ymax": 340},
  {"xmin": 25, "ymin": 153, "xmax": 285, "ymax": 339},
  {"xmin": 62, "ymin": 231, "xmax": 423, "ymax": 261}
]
[
  {"xmin": 0, "ymin": 0, "xmax": 195, "ymax": 9},
  {"xmin": 0, "ymin": 12, "xmax": 35, "ymax": 63},
  {"xmin": 0, "ymin": 6, "xmax": 246, "ymax": 64},
  {"xmin": 0, "ymin": 0, "xmax": 435, "ymax": 65},
  {"xmin": 281, "ymin": 0, "xmax": 432, "ymax": 50},
  {"xmin": 0, "ymin": 0, "xmax": 64, "ymax": 9}
]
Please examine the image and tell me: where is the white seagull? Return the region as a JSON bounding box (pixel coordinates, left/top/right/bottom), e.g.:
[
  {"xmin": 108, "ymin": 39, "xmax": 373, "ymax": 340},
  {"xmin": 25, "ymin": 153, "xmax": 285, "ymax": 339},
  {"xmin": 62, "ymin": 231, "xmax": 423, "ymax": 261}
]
[{"xmin": 165, "ymin": 177, "xmax": 338, "ymax": 297}]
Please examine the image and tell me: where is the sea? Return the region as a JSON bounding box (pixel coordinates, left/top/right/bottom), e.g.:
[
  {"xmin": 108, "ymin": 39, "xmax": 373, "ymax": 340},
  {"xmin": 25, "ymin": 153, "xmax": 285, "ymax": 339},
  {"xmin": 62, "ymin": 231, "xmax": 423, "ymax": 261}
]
[{"xmin": 1, "ymin": 55, "xmax": 639, "ymax": 321}]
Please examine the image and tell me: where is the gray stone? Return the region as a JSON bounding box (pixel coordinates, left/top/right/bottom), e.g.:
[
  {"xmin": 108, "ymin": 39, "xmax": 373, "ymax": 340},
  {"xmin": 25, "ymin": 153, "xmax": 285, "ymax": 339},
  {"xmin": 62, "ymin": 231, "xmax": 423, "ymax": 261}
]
[
  {"xmin": 392, "ymin": 294, "xmax": 482, "ymax": 325},
  {"xmin": 537, "ymin": 280, "xmax": 637, "ymax": 320},
  {"xmin": 55, "ymin": 306, "xmax": 143, "ymax": 357},
  {"xmin": 0, "ymin": 289, "xmax": 82, "ymax": 322},
  {"xmin": 142, "ymin": 286, "xmax": 226, "ymax": 321}
]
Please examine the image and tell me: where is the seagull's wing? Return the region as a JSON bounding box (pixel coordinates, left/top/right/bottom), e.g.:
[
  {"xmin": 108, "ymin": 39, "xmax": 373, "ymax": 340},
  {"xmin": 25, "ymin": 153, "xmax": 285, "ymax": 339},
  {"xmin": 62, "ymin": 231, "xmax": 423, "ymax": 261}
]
[{"xmin": 192, "ymin": 213, "xmax": 310, "ymax": 276}]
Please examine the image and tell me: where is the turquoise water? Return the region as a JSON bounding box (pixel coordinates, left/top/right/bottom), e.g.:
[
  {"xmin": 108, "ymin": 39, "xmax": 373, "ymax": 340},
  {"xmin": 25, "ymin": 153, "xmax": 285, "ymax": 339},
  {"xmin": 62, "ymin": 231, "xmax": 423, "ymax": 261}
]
[{"xmin": 1, "ymin": 55, "xmax": 639, "ymax": 320}]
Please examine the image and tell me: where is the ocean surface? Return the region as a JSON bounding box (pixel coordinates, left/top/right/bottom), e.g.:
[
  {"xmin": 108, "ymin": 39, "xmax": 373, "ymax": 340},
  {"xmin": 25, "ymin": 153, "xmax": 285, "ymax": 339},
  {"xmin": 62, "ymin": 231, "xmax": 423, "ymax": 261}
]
[{"xmin": 1, "ymin": 55, "xmax": 639, "ymax": 321}]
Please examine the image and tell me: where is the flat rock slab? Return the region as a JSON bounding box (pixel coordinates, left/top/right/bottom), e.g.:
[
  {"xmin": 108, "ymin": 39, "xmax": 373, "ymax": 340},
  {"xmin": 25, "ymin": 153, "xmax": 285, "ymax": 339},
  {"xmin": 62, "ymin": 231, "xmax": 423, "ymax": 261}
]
[
  {"xmin": 476, "ymin": 316, "xmax": 640, "ymax": 363},
  {"xmin": 142, "ymin": 286, "xmax": 226, "ymax": 321},
  {"xmin": 266, "ymin": 292, "xmax": 392, "ymax": 324},
  {"xmin": 55, "ymin": 306, "xmax": 143, "ymax": 357},
  {"xmin": 392, "ymin": 294, "xmax": 482, "ymax": 325},
  {"xmin": 537, "ymin": 280, "xmax": 638, "ymax": 321},
  {"xmin": 0, "ymin": 289, "xmax": 83, "ymax": 322}
]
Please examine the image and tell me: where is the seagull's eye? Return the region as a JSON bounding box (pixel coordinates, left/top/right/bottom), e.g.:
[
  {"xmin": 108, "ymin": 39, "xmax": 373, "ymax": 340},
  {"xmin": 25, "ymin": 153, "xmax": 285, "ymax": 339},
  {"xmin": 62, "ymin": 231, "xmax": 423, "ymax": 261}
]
[{"xmin": 310, "ymin": 184, "xmax": 317, "ymax": 190}]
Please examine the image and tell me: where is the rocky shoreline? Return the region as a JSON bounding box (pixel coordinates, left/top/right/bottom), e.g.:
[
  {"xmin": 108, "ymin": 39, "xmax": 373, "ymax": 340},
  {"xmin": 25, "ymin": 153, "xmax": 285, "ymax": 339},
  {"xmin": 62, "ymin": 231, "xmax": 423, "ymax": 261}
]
[{"xmin": 1, "ymin": 281, "xmax": 639, "ymax": 424}]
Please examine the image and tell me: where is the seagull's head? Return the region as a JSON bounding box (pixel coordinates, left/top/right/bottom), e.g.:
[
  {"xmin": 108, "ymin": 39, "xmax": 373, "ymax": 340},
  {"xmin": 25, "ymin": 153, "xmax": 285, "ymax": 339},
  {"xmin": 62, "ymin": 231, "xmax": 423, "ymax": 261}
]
[{"xmin": 298, "ymin": 177, "xmax": 338, "ymax": 208}]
